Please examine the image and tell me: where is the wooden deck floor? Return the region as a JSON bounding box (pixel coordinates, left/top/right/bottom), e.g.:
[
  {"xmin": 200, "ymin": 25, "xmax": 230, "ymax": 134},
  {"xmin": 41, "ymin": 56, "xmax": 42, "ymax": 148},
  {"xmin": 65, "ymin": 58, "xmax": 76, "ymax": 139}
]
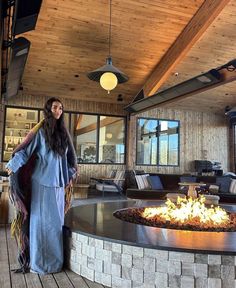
[{"xmin": 0, "ymin": 225, "xmax": 107, "ymax": 288}]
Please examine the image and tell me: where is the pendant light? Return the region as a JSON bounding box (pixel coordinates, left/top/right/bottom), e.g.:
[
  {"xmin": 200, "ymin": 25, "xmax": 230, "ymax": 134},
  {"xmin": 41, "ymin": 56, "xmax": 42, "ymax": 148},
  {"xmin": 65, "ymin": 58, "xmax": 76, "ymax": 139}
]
[{"xmin": 87, "ymin": 0, "xmax": 128, "ymax": 93}]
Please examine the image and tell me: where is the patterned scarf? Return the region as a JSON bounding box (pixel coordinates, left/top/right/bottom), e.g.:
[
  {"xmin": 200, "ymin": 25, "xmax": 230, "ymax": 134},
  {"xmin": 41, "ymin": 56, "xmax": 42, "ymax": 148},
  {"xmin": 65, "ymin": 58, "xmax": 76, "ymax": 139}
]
[{"xmin": 9, "ymin": 119, "xmax": 77, "ymax": 273}]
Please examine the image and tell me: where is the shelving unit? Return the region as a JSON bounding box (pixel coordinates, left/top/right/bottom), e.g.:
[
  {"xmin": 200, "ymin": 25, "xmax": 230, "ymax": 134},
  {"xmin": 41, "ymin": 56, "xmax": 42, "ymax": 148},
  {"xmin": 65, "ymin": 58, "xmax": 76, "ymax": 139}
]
[{"xmin": 3, "ymin": 108, "xmax": 39, "ymax": 161}]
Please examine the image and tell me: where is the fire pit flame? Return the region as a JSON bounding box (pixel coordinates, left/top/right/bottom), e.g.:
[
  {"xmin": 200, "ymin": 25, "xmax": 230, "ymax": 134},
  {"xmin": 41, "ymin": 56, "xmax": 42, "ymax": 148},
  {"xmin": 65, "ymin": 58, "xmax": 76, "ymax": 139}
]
[{"xmin": 141, "ymin": 196, "xmax": 230, "ymax": 229}]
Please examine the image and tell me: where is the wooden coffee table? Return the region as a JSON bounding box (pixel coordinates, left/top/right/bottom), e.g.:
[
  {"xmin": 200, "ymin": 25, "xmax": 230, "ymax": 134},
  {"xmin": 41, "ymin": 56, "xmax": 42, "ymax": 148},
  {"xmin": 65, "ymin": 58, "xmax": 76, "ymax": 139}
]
[
  {"xmin": 73, "ymin": 184, "xmax": 90, "ymax": 199},
  {"xmin": 178, "ymin": 182, "xmax": 206, "ymax": 198}
]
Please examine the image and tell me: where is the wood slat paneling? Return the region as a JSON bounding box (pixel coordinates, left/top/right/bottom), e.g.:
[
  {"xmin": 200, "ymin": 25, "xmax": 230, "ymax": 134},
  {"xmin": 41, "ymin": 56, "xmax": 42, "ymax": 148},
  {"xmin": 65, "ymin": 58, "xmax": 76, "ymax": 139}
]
[
  {"xmin": 18, "ymin": 0, "xmax": 205, "ymax": 104},
  {"xmin": 6, "ymin": 93, "xmax": 126, "ymax": 115},
  {"xmin": 9, "ymin": 0, "xmax": 234, "ymax": 114}
]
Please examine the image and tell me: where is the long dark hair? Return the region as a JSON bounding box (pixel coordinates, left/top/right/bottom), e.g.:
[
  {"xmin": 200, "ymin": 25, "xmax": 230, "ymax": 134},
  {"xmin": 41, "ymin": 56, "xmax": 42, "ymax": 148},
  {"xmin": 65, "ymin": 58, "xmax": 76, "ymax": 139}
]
[{"xmin": 42, "ymin": 97, "xmax": 68, "ymax": 156}]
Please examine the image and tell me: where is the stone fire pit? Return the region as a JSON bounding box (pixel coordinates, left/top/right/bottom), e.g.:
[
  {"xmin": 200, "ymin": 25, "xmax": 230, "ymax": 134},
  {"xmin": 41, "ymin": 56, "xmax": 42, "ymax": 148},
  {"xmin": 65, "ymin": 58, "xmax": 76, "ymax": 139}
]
[{"xmin": 64, "ymin": 201, "xmax": 236, "ymax": 288}]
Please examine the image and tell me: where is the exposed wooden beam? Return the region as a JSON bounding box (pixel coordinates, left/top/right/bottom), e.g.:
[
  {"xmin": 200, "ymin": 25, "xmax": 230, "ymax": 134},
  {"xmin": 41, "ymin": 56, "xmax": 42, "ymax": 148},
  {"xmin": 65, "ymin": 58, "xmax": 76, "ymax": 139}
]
[
  {"xmin": 75, "ymin": 114, "xmax": 83, "ymax": 132},
  {"xmin": 143, "ymin": 0, "xmax": 230, "ymax": 97},
  {"xmin": 75, "ymin": 117, "xmax": 121, "ymax": 136}
]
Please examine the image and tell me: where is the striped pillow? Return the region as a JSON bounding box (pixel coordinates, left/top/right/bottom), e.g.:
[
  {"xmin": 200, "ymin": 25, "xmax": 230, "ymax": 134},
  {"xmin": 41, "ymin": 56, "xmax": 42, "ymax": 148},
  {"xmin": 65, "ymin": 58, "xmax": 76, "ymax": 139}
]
[
  {"xmin": 135, "ymin": 174, "xmax": 150, "ymax": 190},
  {"xmin": 229, "ymin": 179, "xmax": 236, "ymax": 194}
]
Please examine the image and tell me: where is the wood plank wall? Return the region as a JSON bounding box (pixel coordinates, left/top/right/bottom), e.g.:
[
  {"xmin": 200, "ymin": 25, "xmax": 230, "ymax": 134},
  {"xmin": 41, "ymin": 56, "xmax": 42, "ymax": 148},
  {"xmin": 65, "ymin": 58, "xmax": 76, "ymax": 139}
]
[
  {"xmin": 0, "ymin": 93, "xmax": 230, "ymax": 179},
  {"xmin": 127, "ymin": 107, "xmax": 229, "ymax": 174}
]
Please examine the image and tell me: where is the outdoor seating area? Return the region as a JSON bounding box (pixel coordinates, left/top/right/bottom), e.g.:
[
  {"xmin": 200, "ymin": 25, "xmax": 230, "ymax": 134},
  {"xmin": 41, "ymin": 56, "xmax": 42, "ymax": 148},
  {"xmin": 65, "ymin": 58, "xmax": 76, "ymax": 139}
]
[{"xmin": 0, "ymin": 0, "xmax": 236, "ymax": 287}]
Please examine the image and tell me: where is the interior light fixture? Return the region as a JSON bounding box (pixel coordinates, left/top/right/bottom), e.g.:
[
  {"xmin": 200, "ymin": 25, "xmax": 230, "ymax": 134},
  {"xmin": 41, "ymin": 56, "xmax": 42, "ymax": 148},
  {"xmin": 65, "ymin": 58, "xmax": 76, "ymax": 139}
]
[{"xmin": 87, "ymin": 0, "xmax": 128, "ymax": 93}]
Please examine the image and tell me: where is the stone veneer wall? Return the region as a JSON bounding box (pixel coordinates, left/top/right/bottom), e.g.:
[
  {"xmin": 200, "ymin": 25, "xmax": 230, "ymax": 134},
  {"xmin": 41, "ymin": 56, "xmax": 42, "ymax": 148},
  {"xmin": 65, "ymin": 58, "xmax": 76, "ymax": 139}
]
[{"xmin": 65, "ymin": 231, "xmax": 236, "ymax": 288}]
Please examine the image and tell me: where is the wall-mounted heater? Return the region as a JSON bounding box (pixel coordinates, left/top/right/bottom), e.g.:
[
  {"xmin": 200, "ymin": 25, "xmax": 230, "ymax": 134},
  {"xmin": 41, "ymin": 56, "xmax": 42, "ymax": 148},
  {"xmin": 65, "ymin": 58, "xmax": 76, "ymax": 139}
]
[{"xmin": 125, "ymin": 59, "xmax": 236, "ymax": 113}]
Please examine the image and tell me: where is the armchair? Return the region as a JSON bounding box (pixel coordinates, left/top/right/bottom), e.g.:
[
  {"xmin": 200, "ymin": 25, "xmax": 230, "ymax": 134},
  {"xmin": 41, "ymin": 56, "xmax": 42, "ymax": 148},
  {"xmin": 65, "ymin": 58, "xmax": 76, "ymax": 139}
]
[{"xmin": 95, "ymin": 170, "xmax": 126, "ymax": 196}]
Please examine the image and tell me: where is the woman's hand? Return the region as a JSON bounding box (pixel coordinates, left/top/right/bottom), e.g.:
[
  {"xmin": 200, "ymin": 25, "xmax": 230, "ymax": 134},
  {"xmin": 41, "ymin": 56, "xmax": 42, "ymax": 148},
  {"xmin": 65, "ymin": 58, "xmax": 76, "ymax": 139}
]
[{"xmin": 6, "ymin": 167, "xmax": 13, "ymax": 176}]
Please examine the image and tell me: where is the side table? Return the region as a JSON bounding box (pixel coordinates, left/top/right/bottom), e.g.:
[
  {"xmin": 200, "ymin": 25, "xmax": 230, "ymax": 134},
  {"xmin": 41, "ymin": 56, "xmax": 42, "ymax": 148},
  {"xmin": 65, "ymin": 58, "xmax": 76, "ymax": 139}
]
[{"xmin": 73, "ymin": 184, "xmax": 90, "ymax": 199}]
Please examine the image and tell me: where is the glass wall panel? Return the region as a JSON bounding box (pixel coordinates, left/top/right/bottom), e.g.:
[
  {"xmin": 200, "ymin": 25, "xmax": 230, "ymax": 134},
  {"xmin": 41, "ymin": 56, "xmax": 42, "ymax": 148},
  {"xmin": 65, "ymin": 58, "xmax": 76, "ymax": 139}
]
[
  {"xmin": 3, "ymin": 108, "xmax": 38, "ymax": 161},
  {"xmin": 137, "ymin": 118, "xmax": 179, "ymax": 166},
  {"xmin": 71, "ymin": 114, "xmax": 97, "ymax": 163},
  {"xmin": 137, "ymin": 118, "xmax": 158, "ymax": 165},
  {"xmin": 99, "ymin": 116, "xmax": 125, "ymax": 163},
  {"xmin": 158, "ymin": 120, "xmax": 179, "ymax": 165}
]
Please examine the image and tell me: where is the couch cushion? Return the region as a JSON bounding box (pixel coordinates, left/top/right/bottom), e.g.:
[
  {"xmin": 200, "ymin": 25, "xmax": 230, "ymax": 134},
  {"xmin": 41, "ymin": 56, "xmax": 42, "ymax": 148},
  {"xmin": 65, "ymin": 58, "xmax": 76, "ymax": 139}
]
[
  {"xmin": 216, "ymin": 176, "xmax": 231, "ymax": 193},
  {"xmin": 152, "ymin": 174, "xmax": 180, "ymax": 190},
  {"xmin": 229, "ymin": 179, "xmax": 236, "ymax": 194},
  {"xmin": 147, "ymin": 175, "xmax": 163, "ymax": 190},
  {"xmin": 135, "ymin": 174, "xmax": 150, "ymax": 190},
  {"xmin": 180, "ymin": 176, "xmax": 197, "ymax": 183}
]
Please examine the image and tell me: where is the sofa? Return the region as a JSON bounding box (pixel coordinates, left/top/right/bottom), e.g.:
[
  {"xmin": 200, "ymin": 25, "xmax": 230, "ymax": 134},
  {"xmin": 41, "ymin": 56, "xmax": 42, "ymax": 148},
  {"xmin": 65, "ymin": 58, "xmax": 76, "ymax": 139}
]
[{"xmin": 125, "ymin": 173, "xmax": 236, "ymax": 203}]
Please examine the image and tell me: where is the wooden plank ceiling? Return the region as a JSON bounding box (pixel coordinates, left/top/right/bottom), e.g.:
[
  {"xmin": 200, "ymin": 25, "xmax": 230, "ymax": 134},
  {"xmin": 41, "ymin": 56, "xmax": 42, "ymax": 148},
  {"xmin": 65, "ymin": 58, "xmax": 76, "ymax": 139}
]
[{"xmin": 19, "ymin": 0, "xmax": 235, "ymax": 114}]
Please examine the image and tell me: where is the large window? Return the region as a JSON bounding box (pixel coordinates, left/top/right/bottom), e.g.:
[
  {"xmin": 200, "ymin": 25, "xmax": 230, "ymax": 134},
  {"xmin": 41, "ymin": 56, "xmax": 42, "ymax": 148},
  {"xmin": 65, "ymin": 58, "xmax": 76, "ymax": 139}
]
[
  {"xmin": 71, "ymin": 114, "xmax": 98, "ymax": 163},
  {"xmin": 70, "ymin": 114, "xmax": 126, "ymax": 164},
  {"xmin": 99, "ymin": 116, "xmax": 125, "ymax": 163},
  {"xmin": 137, "ymin": 118, "xmax": 179, "ymax": 166},
  {"xmin": 2, "ymin": 107, "xmax": 126, "ymax": 164}
]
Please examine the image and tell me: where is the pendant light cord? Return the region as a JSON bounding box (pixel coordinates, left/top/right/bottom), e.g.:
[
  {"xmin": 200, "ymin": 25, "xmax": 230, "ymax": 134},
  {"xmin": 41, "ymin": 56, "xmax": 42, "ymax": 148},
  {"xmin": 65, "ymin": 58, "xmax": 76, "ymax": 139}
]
[{"xmin": 108, "ymin": 0, "xmax": 112, "ymax": 57}]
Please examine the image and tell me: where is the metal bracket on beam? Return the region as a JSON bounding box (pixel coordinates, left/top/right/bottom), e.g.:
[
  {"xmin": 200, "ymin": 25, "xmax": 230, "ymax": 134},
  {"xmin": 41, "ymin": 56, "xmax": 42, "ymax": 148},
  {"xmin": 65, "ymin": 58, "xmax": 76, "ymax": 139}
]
[{"xmin": 2, "ymin": 40, "xmax": 13, "ymax": 50}]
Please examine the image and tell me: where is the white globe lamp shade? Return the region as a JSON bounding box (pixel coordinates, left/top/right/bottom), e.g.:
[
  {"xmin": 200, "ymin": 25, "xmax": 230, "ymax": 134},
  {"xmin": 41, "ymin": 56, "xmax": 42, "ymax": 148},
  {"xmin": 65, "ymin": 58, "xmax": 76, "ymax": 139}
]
[{"xmin": 100, "ymin": 72, "xmax": 118, "ymax": 93}]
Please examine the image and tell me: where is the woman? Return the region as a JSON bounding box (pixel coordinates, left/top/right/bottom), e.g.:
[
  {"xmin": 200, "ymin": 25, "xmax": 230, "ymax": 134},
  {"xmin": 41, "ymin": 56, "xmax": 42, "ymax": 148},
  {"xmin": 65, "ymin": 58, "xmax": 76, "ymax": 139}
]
[{"xmin": 6, "ymin": 97, "xmax": 77, "ymax": 274}]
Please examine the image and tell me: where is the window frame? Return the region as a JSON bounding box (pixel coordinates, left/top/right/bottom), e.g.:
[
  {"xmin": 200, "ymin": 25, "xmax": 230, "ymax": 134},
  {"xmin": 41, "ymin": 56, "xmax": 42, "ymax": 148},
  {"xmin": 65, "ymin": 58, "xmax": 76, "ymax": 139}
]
[
  {"xmin": 70, "ymin": 112, "xmax": 126, "ymax": 165},
  {"xmin": 136, "ymin": 117, "xmax": 180, "ymax": 167},
  {"xmin": 2, "ymin": 105, "xmax": 127, "ymax": 165}
]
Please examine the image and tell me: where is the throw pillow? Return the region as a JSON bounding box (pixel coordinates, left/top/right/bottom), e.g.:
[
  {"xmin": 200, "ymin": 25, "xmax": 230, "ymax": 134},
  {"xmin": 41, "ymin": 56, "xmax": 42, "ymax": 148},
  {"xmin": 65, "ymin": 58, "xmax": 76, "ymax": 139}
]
[
  {"xmin": 209, "ymin": 184, "xmax": 220, "ymax": 193},
  {"xmin": 216, "ymin": 176, "xmax": 231, "ymax": 193},
  {"xmin": 147, "ymin": 175, "xmax": 164, "ymax": 190},
  {"xmin": 229, "ymin": 179, "xmax": 236, "ymax": 194},
  {"xmin": 135, "ymin": 174, "xmax": 150, "ymax": 190}
]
